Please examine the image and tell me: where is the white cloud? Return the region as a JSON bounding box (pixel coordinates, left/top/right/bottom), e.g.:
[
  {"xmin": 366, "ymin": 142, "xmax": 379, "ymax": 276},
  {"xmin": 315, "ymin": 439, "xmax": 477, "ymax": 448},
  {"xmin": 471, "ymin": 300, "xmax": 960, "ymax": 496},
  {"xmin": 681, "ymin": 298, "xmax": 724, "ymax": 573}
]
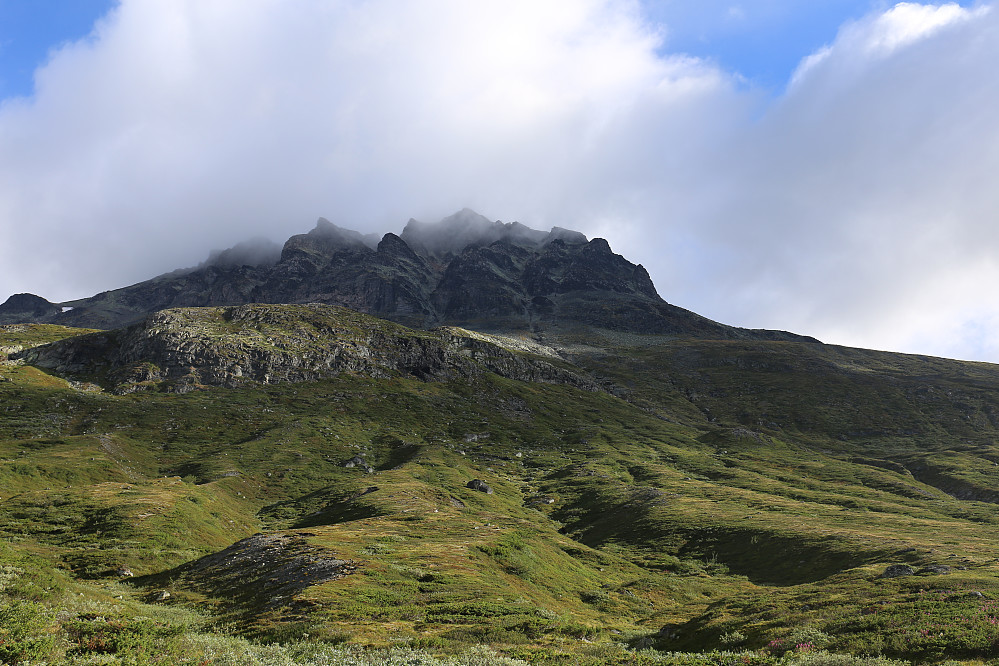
[
  {"xmin": 1, "ymin": 1, "xmax": 999, "ymax": 363},
  {"xmin": 660, "ymin": 1, "xmax": 999, "ymax": 361},
  {"xmin": 789, "ymin": 3, "xmax": 986, "ymax": 86},
  {"xmin": 861, "ymin": 1, "xmax": 983, "ymax": 55},
  {"xmin": 0, "ymin": 0, "xmax": 734, "ymax": 300}
]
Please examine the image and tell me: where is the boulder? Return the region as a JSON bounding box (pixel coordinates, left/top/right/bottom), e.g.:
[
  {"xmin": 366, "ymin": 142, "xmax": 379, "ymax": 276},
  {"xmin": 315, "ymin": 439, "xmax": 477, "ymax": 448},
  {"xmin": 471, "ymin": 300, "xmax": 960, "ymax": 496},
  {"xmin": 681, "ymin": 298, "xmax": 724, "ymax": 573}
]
[
  {"xmin": 466, "ymin": 479, "xmax": 493, "ymax": 494},
  {"xmin": 342, "ymin": 456, "xmax": 366, "ymax": 468},
  {"xmin": 880, "ymin": 564, "xmax": 916, "ymax": 578}
]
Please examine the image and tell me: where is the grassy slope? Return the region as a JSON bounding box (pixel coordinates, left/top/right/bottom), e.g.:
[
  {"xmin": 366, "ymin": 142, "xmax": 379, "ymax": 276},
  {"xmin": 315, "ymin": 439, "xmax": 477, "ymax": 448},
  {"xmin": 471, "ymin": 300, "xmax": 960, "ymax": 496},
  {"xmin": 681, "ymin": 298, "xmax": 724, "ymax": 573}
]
[
  {"xmin": 564, "ymin": 335, "xmax": 999, "ymax": 658},
  {"xmin": 4, "ymin": 319, "xmax": 999, "ymax": 663}
]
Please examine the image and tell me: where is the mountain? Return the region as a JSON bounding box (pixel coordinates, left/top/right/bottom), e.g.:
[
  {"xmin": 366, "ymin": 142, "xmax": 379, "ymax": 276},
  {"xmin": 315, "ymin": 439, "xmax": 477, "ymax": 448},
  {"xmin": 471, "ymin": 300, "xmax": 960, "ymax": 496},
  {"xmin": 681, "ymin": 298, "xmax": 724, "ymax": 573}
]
[
  {"xmin": 0, "ymin": 292, "xmax": 62, "ymax": 321},
  {"xmin": 0, "ymin": 209, "xmax": 810, "ymax": 343},
  {"xmin": 5, "ymin": 213, "xmax": 999, "ymax": 664}
]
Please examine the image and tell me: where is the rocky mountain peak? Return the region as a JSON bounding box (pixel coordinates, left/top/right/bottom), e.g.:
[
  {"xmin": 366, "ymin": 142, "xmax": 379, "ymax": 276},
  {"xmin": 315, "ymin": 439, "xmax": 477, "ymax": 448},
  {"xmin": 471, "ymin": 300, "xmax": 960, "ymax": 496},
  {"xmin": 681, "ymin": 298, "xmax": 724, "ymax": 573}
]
[
  {"xmin": 0, "ymin": 210, "xmax": 816, "ymax": 343},
  {"xmin": 376, "ymin": 232, "xmax": 420, "ymax": 261},
  {"xmin": 279, "ymin": 218, "xmax": 376, "ymax": 264},
  {"xmin": 585, "ymin": 237, "xmax": 613, "ymax": 254},
  {"xmin": 309, "ymin": 218, "xmax": 380, "ymax": 247},
  {"xmin": 401, "ymin": 209, "xmax": 590, "ymax": 259},
  {"xmin": 400, "ymin": 209, "xmax": 499, "ymax": 257},
  {"xmin": 547, "ymin": 227, "xmax": 588, "ymax": 245},
  {"xmin": 313, "ymin": 216, "xmax": 335, "ymax": 233}
]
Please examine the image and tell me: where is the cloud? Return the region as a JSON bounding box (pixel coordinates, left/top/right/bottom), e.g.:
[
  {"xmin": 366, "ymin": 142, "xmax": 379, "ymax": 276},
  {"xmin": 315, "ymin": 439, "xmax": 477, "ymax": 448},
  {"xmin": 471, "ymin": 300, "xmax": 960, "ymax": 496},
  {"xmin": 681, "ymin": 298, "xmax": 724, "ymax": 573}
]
[
  {"xmin": 0, "ymin": 0, "xmax": 732, "ymax": 297},
  {"xmin": 1, "ymin": 1, "xmax": 998, "ymax": 362},
  {"xmin": 660, "ymin": 1, "xmax": 999, "ymax": 361},
  {"xmin": 791, "ymin": 2, "xmax": 985, "ymax": 84}
]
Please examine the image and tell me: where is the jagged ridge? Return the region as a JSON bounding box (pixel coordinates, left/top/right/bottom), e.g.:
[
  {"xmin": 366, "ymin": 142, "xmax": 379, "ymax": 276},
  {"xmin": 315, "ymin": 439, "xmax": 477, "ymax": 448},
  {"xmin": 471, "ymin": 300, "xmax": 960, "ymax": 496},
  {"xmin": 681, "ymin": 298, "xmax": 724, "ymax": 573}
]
[{"xmin": 0, "ymin": 209, "xmax": 814, "ymax": 343}]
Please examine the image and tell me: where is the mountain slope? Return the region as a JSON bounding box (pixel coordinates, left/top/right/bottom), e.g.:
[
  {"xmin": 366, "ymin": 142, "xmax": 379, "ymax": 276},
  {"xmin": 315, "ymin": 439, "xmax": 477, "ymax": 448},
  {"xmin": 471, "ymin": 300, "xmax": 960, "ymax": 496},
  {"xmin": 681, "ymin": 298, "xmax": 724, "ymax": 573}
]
[{"xmin": 6, "ymin": 307, "xmax": 999, "ymax": 663}]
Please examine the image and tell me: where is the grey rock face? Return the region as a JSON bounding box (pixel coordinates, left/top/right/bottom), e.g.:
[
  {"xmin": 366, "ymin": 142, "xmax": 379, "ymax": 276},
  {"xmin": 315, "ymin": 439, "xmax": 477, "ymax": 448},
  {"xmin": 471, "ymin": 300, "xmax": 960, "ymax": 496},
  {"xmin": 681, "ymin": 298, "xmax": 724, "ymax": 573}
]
[
  {"xmin": 0, "ymin": 210, "xmax": 817, "ymax": 343},
  {"xmin": 12, "ymin": 303, "xmax": 598, "ymax": 393}
]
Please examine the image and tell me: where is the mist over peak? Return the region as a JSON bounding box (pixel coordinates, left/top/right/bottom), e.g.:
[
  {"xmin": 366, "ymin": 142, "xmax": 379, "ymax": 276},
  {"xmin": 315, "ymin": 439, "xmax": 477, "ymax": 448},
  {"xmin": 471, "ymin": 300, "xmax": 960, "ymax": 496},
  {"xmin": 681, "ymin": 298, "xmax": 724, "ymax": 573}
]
[
  {"xmin": 400, "ymin": 209, "xmax": 586, "ymax": 258},
  {"xmin": 204, "ymin": 238, "xmax": 282, "ymax": 269},
  {"xmin": 0, "ymin": 209, "xmax": 809, "ymax": 345}
]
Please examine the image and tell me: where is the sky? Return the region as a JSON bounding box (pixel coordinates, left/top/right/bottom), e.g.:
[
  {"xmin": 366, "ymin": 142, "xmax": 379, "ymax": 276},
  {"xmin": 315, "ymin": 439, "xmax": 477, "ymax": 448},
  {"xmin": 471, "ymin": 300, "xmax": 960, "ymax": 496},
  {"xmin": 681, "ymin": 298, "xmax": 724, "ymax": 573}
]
[{"xmin": 0, "ymin": 1, "xmax": 997, "ymax": 362}]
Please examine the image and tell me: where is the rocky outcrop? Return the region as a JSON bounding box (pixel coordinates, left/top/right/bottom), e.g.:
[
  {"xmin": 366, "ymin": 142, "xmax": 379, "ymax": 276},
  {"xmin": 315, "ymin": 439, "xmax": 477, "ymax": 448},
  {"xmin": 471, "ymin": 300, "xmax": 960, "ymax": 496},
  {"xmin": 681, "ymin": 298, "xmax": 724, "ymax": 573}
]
[
  {"xmin": 155, "ymin": 532, "xmax": 357, "ymax": 608},
  {"xmin": 12, "ymin": 303, "xmax": 598, "ymax": 393},
  {"xmin": 880, "ymin": 564, "xmax": 916, "ymax": 578},
  {"xmin": 1, "ymin": 211, "xmax": 816, "ymax": 343}
]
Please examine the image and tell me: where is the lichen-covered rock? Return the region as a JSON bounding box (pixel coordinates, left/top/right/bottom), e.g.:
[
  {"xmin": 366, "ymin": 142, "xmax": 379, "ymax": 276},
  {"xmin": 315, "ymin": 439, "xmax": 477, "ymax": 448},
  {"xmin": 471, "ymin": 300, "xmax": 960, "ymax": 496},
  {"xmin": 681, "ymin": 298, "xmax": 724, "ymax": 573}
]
[
  {"xmin": 12, "ymin": 303, "xmax": 598, "ymax": 394},
  {"xmin": 880, "ymin": 564, "xmax": 916, "ymax": 578},
  {"xmin": 156, "ymin": 533, "xmax": 356, "ymax": 608}
]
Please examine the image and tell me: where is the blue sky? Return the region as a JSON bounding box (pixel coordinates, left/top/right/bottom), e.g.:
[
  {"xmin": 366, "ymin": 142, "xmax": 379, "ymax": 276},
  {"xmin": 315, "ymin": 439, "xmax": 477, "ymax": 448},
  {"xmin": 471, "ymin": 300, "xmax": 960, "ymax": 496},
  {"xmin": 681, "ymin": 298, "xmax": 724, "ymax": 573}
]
[
  {"xmin": 0, "ymin": 0, "xmax": 114, "ymax": 98},
  {"xmin": 0, "ymin": 1, "xmax": 997, "ymax": 363},
  {"xmin": 647, "ymin": 0, "xmax": 878, "ymax": 89}
]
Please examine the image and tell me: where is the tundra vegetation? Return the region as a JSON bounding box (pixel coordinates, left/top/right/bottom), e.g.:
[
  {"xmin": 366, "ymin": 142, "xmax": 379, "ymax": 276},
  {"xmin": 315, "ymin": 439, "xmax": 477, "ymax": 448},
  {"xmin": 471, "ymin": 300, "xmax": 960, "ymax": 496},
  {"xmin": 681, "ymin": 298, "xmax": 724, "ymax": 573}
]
[{"xmin": 4, "ymin": 310, "xmax": 999, "ymax": 665}]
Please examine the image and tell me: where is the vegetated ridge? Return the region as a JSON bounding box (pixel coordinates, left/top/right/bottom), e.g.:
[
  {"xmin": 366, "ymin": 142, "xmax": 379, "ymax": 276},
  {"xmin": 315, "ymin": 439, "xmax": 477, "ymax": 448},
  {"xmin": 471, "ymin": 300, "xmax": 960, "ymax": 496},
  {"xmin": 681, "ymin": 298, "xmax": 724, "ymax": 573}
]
[{"xmin": 11, "ymin": 303, "xmax": 596, "ymax": 394}]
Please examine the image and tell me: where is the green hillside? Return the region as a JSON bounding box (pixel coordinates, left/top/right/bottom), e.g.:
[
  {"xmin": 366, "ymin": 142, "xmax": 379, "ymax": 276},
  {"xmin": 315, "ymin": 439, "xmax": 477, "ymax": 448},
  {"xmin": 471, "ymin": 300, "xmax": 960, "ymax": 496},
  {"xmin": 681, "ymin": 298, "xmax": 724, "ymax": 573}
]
[{"xmin": 3, "ymin": 310, "xmax": 999, "ymax": 665}]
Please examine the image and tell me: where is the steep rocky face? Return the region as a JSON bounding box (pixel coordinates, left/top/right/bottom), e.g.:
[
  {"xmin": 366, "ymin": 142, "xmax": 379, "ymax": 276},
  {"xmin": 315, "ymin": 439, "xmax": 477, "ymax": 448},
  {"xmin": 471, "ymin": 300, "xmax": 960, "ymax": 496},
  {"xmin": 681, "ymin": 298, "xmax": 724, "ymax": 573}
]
[
  {"xmin": 253, "ymin": 229, "xmax": 438, "ymax": 327},
  {"xmin": 12, "ymin": 303, "xmax": 597, "ymax": 394},
  {"xmin": 1, "ymin": 211, "xmax": 814, "ymax": 342}
]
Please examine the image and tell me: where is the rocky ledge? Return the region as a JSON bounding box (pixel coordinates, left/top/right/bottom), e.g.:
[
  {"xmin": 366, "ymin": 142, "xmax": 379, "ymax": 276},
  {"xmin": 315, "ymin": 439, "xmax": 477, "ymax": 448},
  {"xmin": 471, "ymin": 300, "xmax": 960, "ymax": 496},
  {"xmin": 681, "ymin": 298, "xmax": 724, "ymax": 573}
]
[{"xmin": 12, "ymin": 303, "xmax": 597, "ymax": 394}]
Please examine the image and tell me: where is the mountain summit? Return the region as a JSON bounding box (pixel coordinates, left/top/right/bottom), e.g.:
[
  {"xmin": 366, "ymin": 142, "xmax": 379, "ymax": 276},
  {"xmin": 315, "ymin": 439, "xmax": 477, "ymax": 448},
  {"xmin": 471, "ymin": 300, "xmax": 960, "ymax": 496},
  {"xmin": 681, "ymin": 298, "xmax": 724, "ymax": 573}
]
[{"xmin": 0, "ymin": 210, "xmax": 810, "ymax": 341}]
